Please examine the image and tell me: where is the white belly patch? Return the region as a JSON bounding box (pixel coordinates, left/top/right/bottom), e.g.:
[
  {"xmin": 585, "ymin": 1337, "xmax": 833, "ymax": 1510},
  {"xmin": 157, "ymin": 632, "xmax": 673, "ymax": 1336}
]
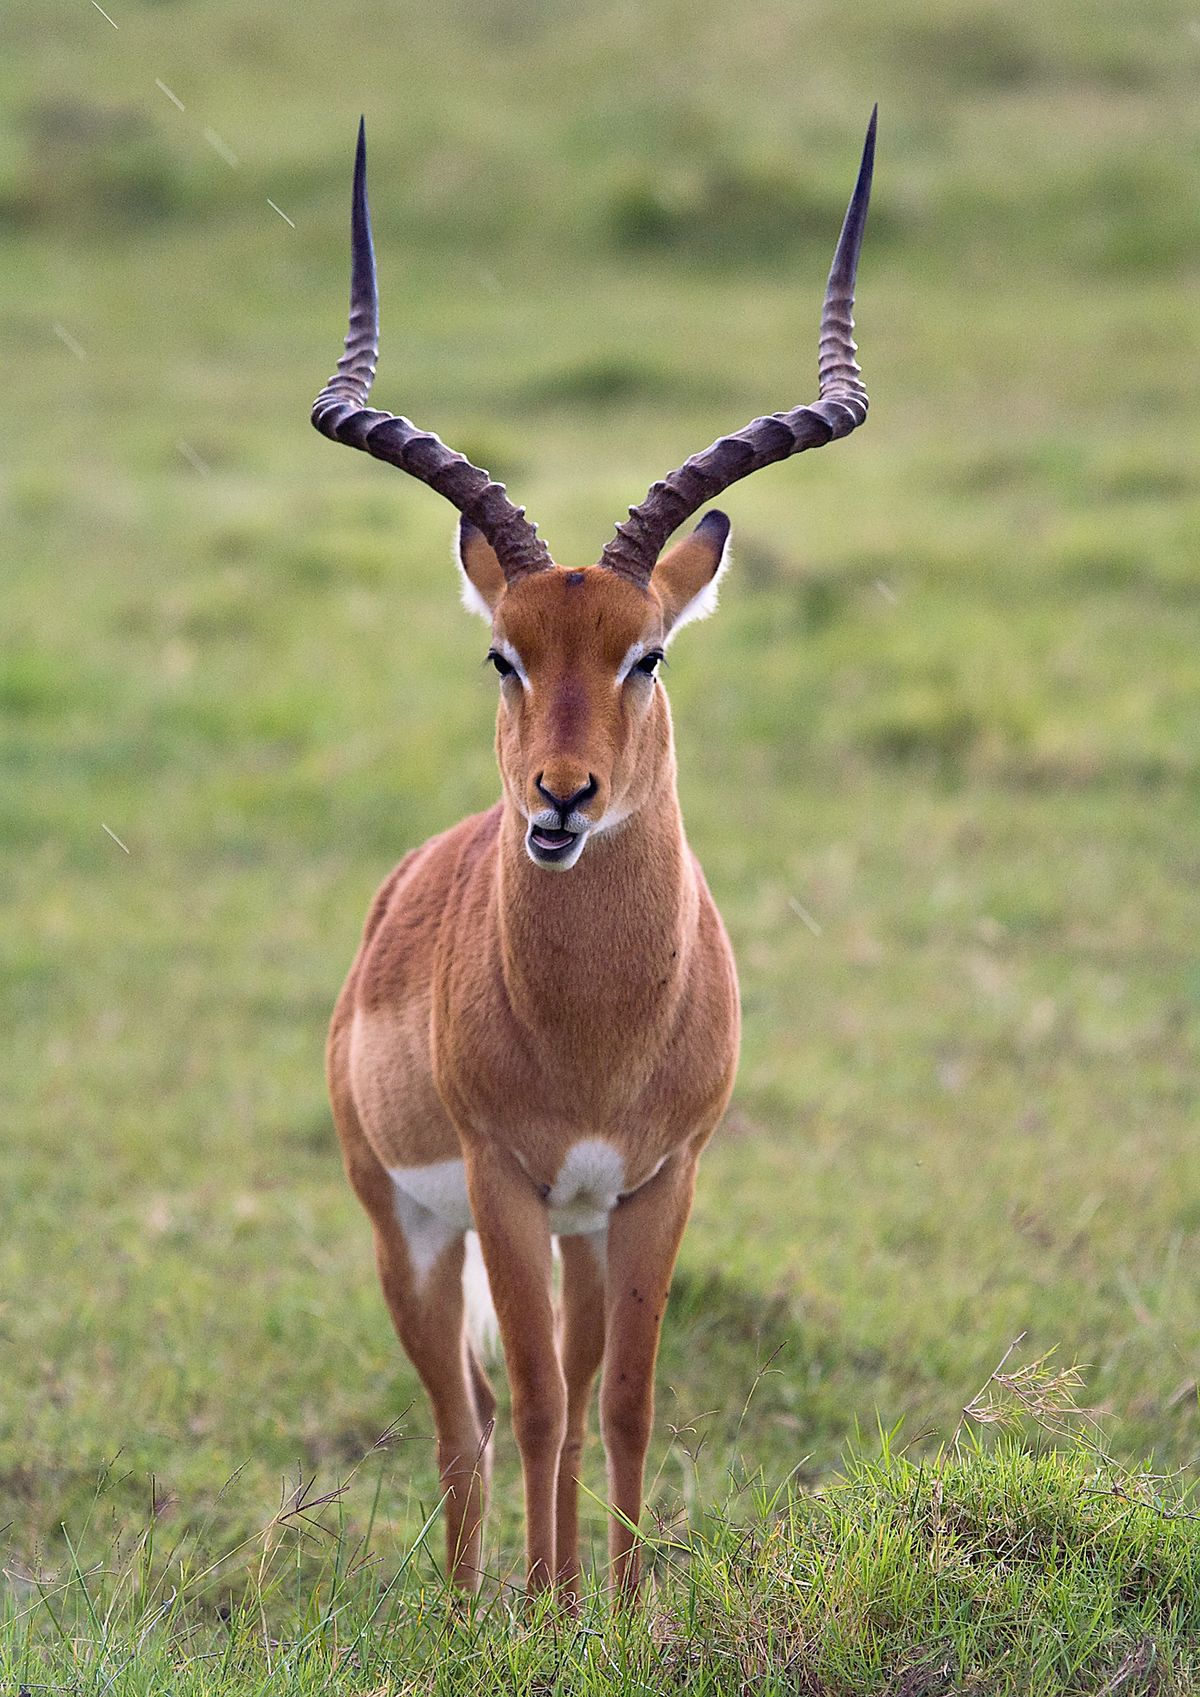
[
  {"xmin": 387, "ymin": 1139, "xmax": 628, "ymax": 1282},
  {"xmin": 385, "ymin": 1157, "xmax": 471, "ymax": 1286},
  {"xmin": 390, "ymin": 1157, "xmax": 476, "ymax": 1234},
  {"xmin": 544, "ymin": 1138, "xmax": 626, "ymax": 1235}
]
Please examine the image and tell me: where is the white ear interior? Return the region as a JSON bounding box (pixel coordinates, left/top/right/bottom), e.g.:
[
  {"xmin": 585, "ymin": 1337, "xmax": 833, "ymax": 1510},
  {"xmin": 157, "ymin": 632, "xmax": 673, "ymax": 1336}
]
[
  {"xmin": 664, "ymin": 531, "xmax": 731, "ymax": 645},
  {"xmin": 454, "ymin": 532, "xmax": 497, "ymax": 623}
]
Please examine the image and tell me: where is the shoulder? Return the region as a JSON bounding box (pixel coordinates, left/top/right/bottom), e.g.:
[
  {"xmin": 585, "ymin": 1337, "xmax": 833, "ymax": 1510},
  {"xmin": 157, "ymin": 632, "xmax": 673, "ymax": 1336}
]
[{"xmin": 364, "ymin": 804, "xmax": 501, "ymax": 936}]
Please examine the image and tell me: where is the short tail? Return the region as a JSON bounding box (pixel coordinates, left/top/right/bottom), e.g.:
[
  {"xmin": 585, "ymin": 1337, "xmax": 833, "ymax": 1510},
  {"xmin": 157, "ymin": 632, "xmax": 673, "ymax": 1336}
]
[{"xmin": 462, "ymin": 1231, "xmax": 499, "ymax": 1361}]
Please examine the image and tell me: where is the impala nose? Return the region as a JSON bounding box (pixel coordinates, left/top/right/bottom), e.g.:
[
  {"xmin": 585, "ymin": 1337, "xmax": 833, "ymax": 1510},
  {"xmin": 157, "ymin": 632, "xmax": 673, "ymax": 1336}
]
[{"xmin": 535, "ymin": 774, "xmax": 597, "ymax": 817}]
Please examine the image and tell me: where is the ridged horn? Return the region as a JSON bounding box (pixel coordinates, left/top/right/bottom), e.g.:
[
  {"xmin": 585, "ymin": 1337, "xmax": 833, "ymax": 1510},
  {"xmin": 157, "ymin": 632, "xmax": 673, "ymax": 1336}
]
[
  {"xmin": 599, "ymin": 106, "xmax": 877, "ymax": 585},
  {"xmin": 311, "ymin": 120, "xmax": 553, "ymax": 583}
]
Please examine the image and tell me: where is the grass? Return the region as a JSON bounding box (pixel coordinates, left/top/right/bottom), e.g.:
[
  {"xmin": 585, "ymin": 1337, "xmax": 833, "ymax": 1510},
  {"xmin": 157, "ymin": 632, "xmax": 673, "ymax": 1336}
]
[
  {"xmin": 2, "ymin": 0, "xmax": 1199, "ymax": 1685},
  {"xmin": 4, "ymin": 1427, "xmax": 1199, "ymax": 1694}
]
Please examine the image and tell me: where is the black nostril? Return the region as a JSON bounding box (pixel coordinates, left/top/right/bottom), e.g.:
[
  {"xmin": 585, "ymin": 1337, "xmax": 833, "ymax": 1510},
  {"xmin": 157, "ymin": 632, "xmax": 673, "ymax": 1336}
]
[{"xmin": 536, "ymin": 774, "xmax": 598, "ymax": 815}]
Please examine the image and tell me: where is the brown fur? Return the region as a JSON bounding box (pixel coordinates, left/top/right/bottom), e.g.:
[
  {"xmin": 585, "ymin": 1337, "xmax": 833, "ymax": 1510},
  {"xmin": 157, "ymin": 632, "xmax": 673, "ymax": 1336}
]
[{"xmin": 327, "ymin": 534, "xmax": 739, "ymax": 1599}]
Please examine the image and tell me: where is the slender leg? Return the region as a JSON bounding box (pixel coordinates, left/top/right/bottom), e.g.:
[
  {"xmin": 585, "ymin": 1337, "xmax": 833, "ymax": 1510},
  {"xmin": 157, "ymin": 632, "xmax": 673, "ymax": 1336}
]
[
  {"xmin": 600, "ymin": 1151, "xmax": 698, "ymax": 1596},
  {"xmin": 329, "ymin": 1029, "xmax": 489, "ymax": 1590},
  {"xmin": 464, "ymin": 1141, "xmax": 563, "ymax": 1593},
  {"xmin": 468, "ymin": 1343, "xmax": 497, "ymax": 1437},
  {"xmin": 372, "ymin": 1224, "xmax": 490, "ymax": 1587},
  {"xmin": 555, "ymin": 1233, "xmax": 607, "ymax": 1602}
]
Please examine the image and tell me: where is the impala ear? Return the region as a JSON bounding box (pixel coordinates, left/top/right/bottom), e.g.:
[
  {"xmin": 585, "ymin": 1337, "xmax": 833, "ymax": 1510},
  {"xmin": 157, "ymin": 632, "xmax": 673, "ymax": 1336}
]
[
  {"xmin": 456, "ymin": 518, "xmax": 507, "ymax": 619},
  {"xmin": 652, "ymin": 510, "xmax": 731, "ymax": 641}
]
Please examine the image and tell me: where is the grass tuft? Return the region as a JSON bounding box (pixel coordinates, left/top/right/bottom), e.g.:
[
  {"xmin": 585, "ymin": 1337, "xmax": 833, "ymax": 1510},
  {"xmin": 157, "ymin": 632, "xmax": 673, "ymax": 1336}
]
[{"xmin": 3, "ymin": 1423, "xmax": 1197, "ymax": 1694}]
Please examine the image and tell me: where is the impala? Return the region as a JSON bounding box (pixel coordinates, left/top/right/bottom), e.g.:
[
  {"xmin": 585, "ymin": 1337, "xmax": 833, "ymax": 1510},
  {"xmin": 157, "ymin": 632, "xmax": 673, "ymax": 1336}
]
[{"xmin": 312, "ymin": 110, "xmax": 875, "ymax": 1599}]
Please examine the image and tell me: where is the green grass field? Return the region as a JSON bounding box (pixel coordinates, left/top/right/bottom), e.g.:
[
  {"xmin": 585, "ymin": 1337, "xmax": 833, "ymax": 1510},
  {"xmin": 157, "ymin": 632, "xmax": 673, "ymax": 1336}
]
[{"xmin": 2, "ymin": 0, "xmax": 1198, "ymax": 1687}]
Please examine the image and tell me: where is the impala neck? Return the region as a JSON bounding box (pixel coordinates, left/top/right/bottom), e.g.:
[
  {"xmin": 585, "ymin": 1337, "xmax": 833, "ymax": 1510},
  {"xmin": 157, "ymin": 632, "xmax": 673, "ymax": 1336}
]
[{"xmin": 495, "ymin": 742, "xmax": 698, "ymax": 1036}]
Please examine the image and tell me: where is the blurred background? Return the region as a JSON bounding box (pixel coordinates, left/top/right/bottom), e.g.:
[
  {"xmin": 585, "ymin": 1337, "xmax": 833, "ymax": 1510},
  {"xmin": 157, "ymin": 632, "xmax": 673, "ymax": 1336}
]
[{"xmin": 2, "ymin": 0, "xmax": 1197, "ymax": 1576}]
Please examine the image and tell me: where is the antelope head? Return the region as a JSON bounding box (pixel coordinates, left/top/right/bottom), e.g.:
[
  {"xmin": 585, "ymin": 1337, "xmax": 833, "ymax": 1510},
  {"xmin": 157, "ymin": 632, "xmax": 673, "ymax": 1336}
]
[{"xmin": 312, "ymin": 113, "xmax": 876, "ymax": 872}]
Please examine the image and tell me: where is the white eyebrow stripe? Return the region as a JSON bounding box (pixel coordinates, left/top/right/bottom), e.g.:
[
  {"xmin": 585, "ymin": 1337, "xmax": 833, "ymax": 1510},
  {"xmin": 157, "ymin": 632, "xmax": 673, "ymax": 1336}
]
[
  {"xmin": 616, "ymin": 640, "xmax": 651, "ymax": 684},
  {"xmin": 493, "ymin": 635, "xmax": 531, "ymax": 692}
]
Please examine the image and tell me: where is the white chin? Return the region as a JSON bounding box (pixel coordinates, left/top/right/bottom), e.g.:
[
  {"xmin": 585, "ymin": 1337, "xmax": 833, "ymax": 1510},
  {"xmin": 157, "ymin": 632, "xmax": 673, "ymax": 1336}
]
[{"xmin": 524, "ymin": 828, "xmax": 590, "ymax": 872}]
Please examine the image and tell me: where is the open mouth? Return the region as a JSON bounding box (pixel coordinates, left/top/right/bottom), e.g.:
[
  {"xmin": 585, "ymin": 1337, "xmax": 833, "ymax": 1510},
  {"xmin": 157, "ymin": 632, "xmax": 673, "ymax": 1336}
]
[{"xmin": 528, "ymin": 825, "xmax": 580, "ymax": 863}]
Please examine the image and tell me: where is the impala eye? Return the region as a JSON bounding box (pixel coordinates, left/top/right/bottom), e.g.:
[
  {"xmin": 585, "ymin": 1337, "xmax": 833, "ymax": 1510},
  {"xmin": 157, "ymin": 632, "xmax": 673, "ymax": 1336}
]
[
  {"xmin": 633, "ymin": 650, "xmax": 664, "ymax": 677},
  {"xmin": 486, "ymin": 649, "xmax": 515, "ymax": 680}
]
